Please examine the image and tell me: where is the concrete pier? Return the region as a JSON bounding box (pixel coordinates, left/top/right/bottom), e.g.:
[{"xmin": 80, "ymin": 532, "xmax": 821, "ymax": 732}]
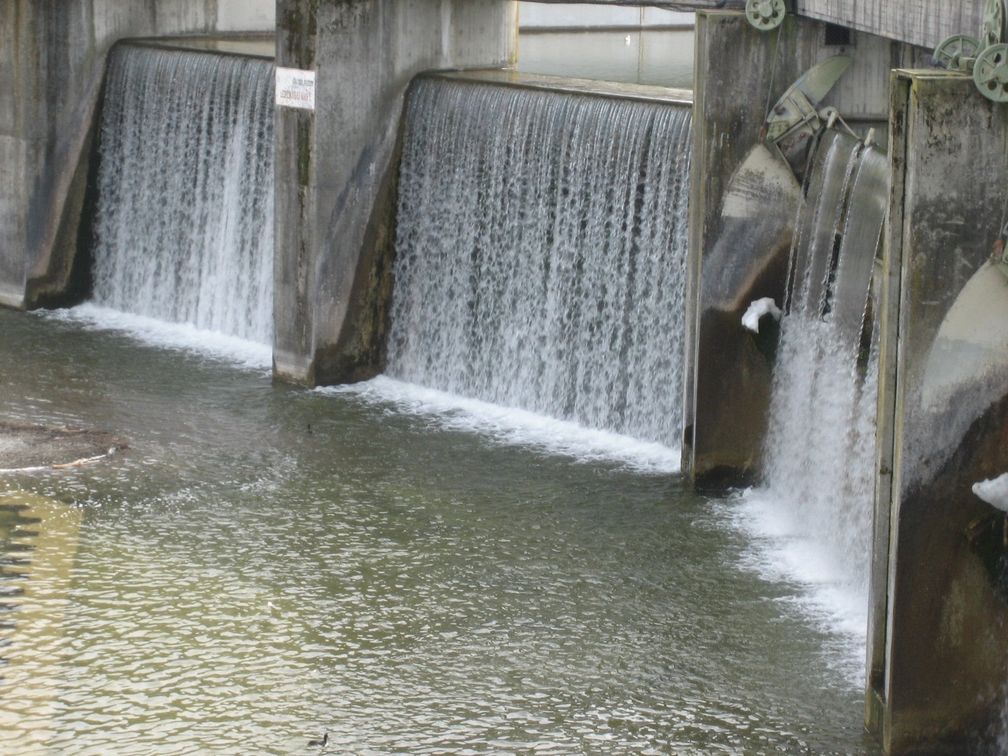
[
  {"xmin": 273, "ymin": 0, "xmax": 515, "ymax": 385},
  {"xmin": 868, "ymin": 69, "xmax": 1008, "ymax": 753},
  {"xmin": 0, "ymin": 0, "xmax": 275, "ymax": 310}
]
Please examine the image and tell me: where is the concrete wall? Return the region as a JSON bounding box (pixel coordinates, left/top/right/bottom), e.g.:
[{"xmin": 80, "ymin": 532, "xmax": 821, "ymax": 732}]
[
  {"xmin": 518, "ymin": 3, "xmax": 692, "ymax": 28},
  {"xmin": 868, "ymin": 69, "xmax": 1008, "ymax": 753},
  {"xmin": 683, "ymin": 10, "xmax": 927, "ymax": 486},
  {"xmin": 274, "ymin": 0, "xmax": 516, "ymax": 386},
  {"xmin": 218, "ymin": 0, "xmax": 275, "ymax": 31},
  {"xmin": 0, "ymin": 0, "xmax": 276, "ymax": 310}
]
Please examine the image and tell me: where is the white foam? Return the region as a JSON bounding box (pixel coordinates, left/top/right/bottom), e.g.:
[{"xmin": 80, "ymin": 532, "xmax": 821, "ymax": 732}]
[
  {"xmin": 973, "ymin": 473, "xmax": 1008, "ymax": 513},
  {"xmin": 741, "ymin": 297, "xmax": 781, "ymax": 334},
  {"xmin": 42, "ymin": 304, "xmax": 272, "ymax": 371},
  {"xmin": 724, "ymin": 488, "xmax": 869, "ymax": 685},
  {"xmin": 326, "ymin": 376, "xmax": 680, "ymax": 473}
]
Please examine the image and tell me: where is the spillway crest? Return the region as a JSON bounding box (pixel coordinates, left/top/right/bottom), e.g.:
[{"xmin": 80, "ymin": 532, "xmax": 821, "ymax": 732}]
[
  {"xmin": 387, "ymin": 78, "xmax": 692, "ymax": 447},
  {"xmin": 91, "ymin": 45, "xmax": 274, "ymax": 344}
]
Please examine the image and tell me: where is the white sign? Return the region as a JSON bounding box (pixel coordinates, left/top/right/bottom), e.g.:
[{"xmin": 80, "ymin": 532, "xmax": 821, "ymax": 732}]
[{"xmin": 276, "ymin": 67, "xmax": 316, "ymax": 111}]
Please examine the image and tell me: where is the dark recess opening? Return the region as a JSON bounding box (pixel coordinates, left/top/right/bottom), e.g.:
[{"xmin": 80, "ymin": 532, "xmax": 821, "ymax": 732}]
[{"xmin": 824, "ymin": 23, "xmax": 852, "ymax": 47}]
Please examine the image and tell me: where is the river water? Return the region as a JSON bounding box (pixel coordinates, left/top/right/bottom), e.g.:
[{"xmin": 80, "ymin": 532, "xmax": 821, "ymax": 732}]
[{"xmin": 0, "ymin": 309, "xmax": 875, "ymax": 753}]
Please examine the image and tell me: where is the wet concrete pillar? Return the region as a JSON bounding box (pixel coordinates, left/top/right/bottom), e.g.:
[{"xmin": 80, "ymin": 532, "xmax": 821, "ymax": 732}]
[
  {"xmin": 273, "ymin": 0, "xmax": 516, "ymax": 386},
  {"xmin": 683, "ymin": 11, "xmax": 923, "ymax": 486},
  {"xmin": 0, "ymin": 1, "xmax": 39, "ymax": 308},
  {"xmin": 868, "ymin": 69, "xmax": 1008, "ymax": 753}
]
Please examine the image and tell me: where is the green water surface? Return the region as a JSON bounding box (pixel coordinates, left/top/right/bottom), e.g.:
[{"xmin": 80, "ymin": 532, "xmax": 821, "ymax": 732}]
[{"xmin": 0, "ymin": 310, "xmax": 875, "ymax": 753}]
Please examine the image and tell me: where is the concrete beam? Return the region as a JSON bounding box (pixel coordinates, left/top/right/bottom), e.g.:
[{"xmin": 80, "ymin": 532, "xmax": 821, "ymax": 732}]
[
  {"xmin": 518, "ymin": 3, "xmax": 694, "ymax": 29},
  {"xmin": 796, "ymin": 0, "xmax": 985, "ymax": 51},
  {"xmin": 869, "ymin": 69, "xmax": 1008, "ymax": 753},
  {"xmin": 526, "ymin": 0, "xmax": 984, "ymax": 50},
  {"xmin": 683, "ymin": 10, "xmax": 925, "ymax": 486},
  {"xmin": 273, "ymin": 0, "xmax": 516, "ymax": 386},
  {"xmin": 523, "ymin": 1, "xmax": 741, "ymax": 7}
]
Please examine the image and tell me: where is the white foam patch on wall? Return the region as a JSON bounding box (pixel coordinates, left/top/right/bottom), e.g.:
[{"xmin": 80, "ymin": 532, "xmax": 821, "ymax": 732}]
[
  {"xmin": 742, "ymin": 297, "xmax": 781, "ymax": 334},
  {"xmin": 973, "ymin": 473, "xmax": 1008, "ymax": 513}
]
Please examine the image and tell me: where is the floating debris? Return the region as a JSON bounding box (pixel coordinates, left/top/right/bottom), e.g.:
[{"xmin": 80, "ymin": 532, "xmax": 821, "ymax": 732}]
[{"xmin": 0, "ymin": 422, "xmax": 126, "ymax": 474}]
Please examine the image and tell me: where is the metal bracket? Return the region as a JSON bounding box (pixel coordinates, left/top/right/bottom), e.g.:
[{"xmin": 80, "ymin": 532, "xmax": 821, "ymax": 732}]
[{"xmin": 762, "ymin": 56, "xmax": 852, "ymax": 177}]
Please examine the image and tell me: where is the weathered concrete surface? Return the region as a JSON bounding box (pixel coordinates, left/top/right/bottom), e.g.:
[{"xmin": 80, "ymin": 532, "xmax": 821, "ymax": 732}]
[
  {"xmin": 0, "ymin": 0, "xmax": 275, "ymax": 311},
  {"xmin": 274, "ymin": 0, "xmax": 515, "ymax": 386},
  {"xmin": 683, "ymin": 10, "xmax": 927, "ymax": 486},
  {"xmin": 869, "ymin": 69, "xmax": 1008, "ymax": 754}
]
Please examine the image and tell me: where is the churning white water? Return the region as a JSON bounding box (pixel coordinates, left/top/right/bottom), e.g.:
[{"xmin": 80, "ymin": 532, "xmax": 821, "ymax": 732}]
[
  {"xmin": 90, "ymin": 44, "xmax": 274, "ymax": 345},
  {"xmin": 388, "ymin": 78, "xmax": 691, "ymax": 448},
  {"xmin": 736, "ymin": 133, "xmax": 888, "ymax": 678}
]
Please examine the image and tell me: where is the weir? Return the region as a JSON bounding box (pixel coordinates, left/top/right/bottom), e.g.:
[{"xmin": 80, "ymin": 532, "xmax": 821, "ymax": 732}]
[
  {"xmin": 2, "ymin": 1, "xmax": 1008, "ymax": 752},
  {"xmin": 89, "ymin": 44, "xmax": 275, "ymax": 344},
  {"xmin": 387, "ymin": 76, "xmax": 692, "ymax": 447}
]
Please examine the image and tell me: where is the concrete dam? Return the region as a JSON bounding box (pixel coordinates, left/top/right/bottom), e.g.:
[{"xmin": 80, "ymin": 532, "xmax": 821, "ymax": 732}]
[{"xmin": 1, "ymin": 0, "xmax": 1007, "ymax": 752}]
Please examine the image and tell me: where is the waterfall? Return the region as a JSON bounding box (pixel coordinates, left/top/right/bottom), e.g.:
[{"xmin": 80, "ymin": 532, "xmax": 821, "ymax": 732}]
[
  {"xmin": 742, "ymin": 131, "xmax": 888, "ymax": 664},
  {"xmin": 90, "ymin": 45, "xmax": 274, "ymax": 345},
  {"xmin": 387, "ymin": 78, "xmax": 692, "ymax": 447}
]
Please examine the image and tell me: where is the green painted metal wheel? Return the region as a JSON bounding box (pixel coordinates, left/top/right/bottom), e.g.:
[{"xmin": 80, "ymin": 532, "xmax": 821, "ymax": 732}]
[
  {"xmin": 745, "ymin": 0, "xmax": 786, "ymax": 32},
  {"xmin": 932, "ymin": 34, "xmax": 981, "ymax": 70},
  {"xmin": 981, "ymin": 0, "xmax": 1008, "ymax": 47},
  {"xmin": 974, "ymin": 43, "xmax": 1008, "ymax": 102}
]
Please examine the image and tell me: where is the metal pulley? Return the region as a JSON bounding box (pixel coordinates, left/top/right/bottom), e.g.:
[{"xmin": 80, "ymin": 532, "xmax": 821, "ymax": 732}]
[
  {"xmin": 932, "ymin": 0, "xmax": 1008, "ymax": 101},
  {"xmin": 982, "ymin": 0, "xmax": 1007, "ymax": 47},
  {"xmin": 932, "ymin": 35, "xmax": 981, "ymax": 71},
  {"xmin": 974, "ymin": 43, "xmax": 1008, "ymax": 102},
  {"xmin": 745, "ymin": 0, "xmax": 786, "ymax": 32}
]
